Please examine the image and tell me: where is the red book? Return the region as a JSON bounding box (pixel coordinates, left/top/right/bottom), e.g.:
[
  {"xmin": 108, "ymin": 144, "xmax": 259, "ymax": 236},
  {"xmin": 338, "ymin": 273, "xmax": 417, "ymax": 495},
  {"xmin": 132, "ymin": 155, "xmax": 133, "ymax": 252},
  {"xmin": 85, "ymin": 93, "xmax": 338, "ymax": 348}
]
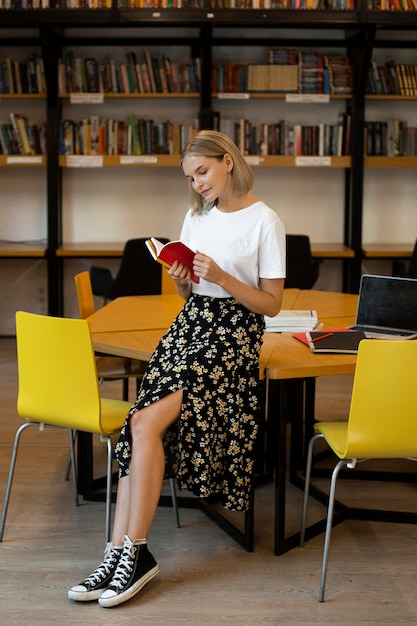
[{"xmin": 145, "ymin": 237, "xmax": 199, "ymax": 283}]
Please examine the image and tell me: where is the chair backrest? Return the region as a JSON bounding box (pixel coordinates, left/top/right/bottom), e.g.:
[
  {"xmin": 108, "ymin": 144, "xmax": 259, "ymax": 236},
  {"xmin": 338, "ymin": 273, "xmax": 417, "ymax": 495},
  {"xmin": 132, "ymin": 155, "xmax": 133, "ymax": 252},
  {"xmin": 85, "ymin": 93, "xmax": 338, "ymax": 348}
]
[
  {"xmin": 110, "ymin": 237, "xmax": 170, "ymax": 299},
  {"xmin": 344, "ymin": 338, "xmax": 417, "ymax": 459},
  {"xmin": 15, "ymin": 311, "xmax": 103, "ymax": 433},
  {"xmin": 74, "ymin": 271, "xmax": 96, "ymax": 319},
  {"xmin": 285, "ymin": 234, "xmax": 319, "ymax": 289}
]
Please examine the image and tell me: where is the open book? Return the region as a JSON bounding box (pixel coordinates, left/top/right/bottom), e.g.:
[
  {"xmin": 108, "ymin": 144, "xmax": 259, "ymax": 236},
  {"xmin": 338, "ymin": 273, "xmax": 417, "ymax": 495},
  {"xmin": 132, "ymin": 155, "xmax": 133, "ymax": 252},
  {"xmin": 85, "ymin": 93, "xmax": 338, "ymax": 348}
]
[{"xmin": 145, "ymin": 237, "xmax": 199, "ymax": 283}]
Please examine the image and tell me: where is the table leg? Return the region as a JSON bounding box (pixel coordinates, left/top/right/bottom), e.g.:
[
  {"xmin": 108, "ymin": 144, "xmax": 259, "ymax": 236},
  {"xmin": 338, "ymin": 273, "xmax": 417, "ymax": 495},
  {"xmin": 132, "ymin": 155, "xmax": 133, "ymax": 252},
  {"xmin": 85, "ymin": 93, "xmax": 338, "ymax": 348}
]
[{"xmin": 270, "ymin": 377, "xmax": 329, "ymax": 555}]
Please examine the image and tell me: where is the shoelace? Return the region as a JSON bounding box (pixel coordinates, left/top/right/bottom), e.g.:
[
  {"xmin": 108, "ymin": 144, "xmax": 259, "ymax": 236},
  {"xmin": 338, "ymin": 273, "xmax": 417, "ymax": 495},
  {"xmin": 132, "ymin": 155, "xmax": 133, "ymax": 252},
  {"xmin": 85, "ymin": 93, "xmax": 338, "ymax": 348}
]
[
  {"xmin": 84, "ymin": 547, "xmax": 120, "ymax": 585},
  {"xmin": 109, "ymin": 542, "xmax": 137, "ymax": 591}
]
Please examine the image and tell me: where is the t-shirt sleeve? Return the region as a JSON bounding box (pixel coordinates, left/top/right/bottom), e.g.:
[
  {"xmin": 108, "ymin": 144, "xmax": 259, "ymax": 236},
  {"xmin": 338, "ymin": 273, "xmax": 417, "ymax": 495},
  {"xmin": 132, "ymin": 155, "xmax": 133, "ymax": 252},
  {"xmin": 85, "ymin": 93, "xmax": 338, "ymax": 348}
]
[{"xmin": 258, "ymin": 213, "xmax": 286, "ymax": 279}]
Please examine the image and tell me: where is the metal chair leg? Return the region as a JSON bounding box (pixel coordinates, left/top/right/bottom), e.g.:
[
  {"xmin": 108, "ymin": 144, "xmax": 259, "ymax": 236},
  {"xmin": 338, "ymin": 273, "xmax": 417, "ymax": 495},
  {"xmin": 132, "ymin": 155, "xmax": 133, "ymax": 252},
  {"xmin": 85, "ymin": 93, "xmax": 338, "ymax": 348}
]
[
  {"xmin": 0, "ymin": 422, "xmax": 38, "ymax": 542},
  {"xmin": 65, "ymin": 429, "xmax": 77, "ymax": 482},
  {"xmin": 68, "ymin": 428, "xmax": 79, "ymax": 507},
  {"xmin": 102, "ymin": 434, "xmax": 113, "ymax": 545},
  {"xmin": 318, "ymin": 458, "xmax": 350, "ymax": 602},
  {"xmin": 300, "ymin": 432, "xmax": 323, "ymax": 547},
  {"xmin": 170, "ymin": 477, "xmax": 180, "ymax": 528}
]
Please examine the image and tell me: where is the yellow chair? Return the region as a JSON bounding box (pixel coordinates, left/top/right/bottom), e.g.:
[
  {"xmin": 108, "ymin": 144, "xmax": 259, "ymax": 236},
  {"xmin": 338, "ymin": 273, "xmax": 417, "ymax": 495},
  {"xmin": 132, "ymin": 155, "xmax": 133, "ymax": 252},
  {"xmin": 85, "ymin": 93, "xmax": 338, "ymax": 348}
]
[
  {"xmin": 73, "ymin": 272, "xmax": 180, "ymax": 529},
  {"xmin": 0, "ymin": 311, "xmax": 133, "ymax": 545},
  {"xmin": 63, "ymin": 272, "xmax": 147, "ymax": 483},
  {"xmin": 74, "ymin": 271, "xmax": 147, "ymax": 400},
  {"xmin": 299, "ymin": 339, "xmax": 417, "ymax": 602}
]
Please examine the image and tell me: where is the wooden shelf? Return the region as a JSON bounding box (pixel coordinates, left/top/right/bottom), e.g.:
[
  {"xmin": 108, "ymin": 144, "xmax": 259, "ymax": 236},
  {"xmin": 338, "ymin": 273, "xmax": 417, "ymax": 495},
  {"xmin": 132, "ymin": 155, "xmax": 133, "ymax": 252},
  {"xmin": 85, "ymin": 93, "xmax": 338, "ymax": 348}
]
[
  {"xmin": 58, "ymin": 154, "xmax": 351, "ymax": 167},
  {"xmin": 57, "ymin": 241, "xmax": 355, "ymax": 259},
  {"xmin": 213, "ymin": 93, "xmax": 350, "ymax": 100},
  {"xmin": 0, "ymin": 155, "xmax": 46, "ymax": 166},
  {"xmin": 362, "ymin": 243, "xmax": 414, "ymax": 259},
  {"xmin": 58, "ymin": 154, "xmax": 180, "ymax": 167},
  {"xmin": 57, "ymin": 242, "xmax": 125, "ymax": 257},
  {"xmin": 311, "ymin": 243, "xmax": 354, "ymax": 259},
  {"xmin": 60, "ymin": 92, "xmax": 199, "ymax": 99},
  {"xmin": 0, "ymin": 93, "xmax": 45, "ymax": 99},
  {"xmin": 365, "ymin": 156, "xmax": 417, "ymax": 168},
  {"xmin": 366, "ymin": 95, "xmax": 417, "ymax": 101},
  {"xmin": 0, "ymin": 242, "xmax": 47, "ymax": 258}
]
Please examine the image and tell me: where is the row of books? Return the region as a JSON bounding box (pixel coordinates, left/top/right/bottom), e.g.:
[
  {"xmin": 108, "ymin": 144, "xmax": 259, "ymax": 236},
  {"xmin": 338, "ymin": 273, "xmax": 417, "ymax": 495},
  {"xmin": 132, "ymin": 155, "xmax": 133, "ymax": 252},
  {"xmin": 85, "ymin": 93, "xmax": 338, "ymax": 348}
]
[
  {"xmin": 7, "ymin": 0, "xmax": 417, "ymax": 7},
  {"xmin": 0, "ymin": 114, "xmax": 46, "ymax": 155},
  {"xmin": 58, "ymin": 116, "xmax": 198, "ymax": 156},
  {"xmin": 59, "ymin": 51, "xmax": 201, "ymax": 94},
  {"xmin": 8, "ymin": 113, "xmax": 417, "ymax": 158},
  {"xmin": 116, "ymin": 0, "xmax": 355, "ymax": 6},
  {"xmin": 0, "ymin": 0, "xmax": 357, "ymax": 8},
  {"xmin": 367, "ymin": 60, "xmax": 417, "ymax": 96},
  {"xmin": 0, "ymin": 55, "xmax": 45, "ymax": 95},
  {"xmin": 301, "ymin": 52, "xmax": 352, "ymax": 95},
  {"xmin": 367, "ymin": 0, "xmax": 417, "ymax": 8},
  {"xmin": 213, "ymin": 53, "xmax": 352, "ymax": 94},
  {"xmin": 218, "ymin": 115, "xmax": 351, "ymax": 156},
  {"xmin": 365, "ymin": 120, "xmax": 417, "ymax": 156},
  {"xmin": 2, "ymin": 110, "xmax": 350, "ymax": 156}
]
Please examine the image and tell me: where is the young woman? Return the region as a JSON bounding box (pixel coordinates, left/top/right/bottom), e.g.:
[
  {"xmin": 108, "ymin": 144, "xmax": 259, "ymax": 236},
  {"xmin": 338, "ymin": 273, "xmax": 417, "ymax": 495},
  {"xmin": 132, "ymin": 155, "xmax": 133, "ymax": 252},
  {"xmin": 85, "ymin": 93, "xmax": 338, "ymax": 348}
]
[{"xmin": 68, "ymin": 129, "xmax": 286, "ymax": 608}]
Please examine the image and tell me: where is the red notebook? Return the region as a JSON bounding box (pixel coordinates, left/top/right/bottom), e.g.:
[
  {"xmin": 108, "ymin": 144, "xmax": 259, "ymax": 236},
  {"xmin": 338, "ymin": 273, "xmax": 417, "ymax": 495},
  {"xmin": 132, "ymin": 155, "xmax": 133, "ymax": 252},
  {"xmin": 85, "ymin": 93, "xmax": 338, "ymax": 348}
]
[{"xmin": 145, "ymin": 237, "xmax": 199, "ymax": 283}]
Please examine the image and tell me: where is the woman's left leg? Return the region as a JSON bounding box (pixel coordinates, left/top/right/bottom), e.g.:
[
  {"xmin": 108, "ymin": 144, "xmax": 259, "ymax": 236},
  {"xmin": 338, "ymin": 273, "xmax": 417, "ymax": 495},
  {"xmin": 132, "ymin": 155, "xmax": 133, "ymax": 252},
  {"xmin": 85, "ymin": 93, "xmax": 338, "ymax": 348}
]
[
  {"xmin": 69, "ymin": 389, "xmax": 183, "ymax": 606},
  {"xmin": 97, "ymin": 389, "xmax": 183, "ymax": 608},
  {"xmin": 112, "ymin": 388, "xmax": 183, "ymax": 543}
]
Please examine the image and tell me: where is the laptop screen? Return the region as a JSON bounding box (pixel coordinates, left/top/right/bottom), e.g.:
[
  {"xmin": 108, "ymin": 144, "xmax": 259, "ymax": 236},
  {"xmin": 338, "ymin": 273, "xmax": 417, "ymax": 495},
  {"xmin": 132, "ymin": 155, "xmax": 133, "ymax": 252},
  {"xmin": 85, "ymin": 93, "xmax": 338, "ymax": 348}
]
[{"xmin": 356, "ymin": 275, "xmax": 417, "ymax": 332}]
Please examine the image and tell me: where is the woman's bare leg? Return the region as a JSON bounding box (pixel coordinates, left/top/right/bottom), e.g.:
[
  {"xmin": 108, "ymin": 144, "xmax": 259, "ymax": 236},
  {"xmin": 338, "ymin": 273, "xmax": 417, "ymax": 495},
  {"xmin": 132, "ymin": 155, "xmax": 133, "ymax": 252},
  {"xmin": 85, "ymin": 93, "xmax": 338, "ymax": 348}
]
[{"xmin": 111, "ymin": 389, "xmax": 183, "ymax": 545}]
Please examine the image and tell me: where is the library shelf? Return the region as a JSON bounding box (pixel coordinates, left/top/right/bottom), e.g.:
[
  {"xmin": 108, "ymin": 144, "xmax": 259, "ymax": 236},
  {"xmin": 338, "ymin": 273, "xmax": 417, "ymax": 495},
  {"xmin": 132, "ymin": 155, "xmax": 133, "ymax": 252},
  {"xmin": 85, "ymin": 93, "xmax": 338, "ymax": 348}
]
[
  {"xmin": 0, "ymin": 242, "xmax": 47, "ymax": 258},
  {"xmin": 362, "ymin": 243, "xmax": 415, "ymax": 259},
  {"xmin": 56, "ymin": 241, "xmax": 355, "ymax": 260}
]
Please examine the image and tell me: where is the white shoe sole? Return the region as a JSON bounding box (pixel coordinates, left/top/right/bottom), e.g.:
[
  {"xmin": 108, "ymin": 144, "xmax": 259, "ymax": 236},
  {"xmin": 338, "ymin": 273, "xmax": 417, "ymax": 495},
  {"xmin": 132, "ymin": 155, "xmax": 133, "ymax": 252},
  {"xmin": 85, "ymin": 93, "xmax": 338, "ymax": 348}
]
[
  {"xmin": 68, "ymin": 586, "xmax": 106, "ymax": 602},
  {"xmin": 98, "ymin": 564, "xmax": 160, "ymax": 608}
]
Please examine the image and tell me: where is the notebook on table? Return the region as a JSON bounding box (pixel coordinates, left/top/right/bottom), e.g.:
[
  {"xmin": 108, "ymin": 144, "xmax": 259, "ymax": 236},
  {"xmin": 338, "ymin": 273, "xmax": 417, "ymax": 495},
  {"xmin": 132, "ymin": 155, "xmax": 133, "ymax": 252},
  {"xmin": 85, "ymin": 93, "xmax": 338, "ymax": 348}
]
[{"xmin": 349, "ymin": 274, "xmax": 417, "ymax": 339}]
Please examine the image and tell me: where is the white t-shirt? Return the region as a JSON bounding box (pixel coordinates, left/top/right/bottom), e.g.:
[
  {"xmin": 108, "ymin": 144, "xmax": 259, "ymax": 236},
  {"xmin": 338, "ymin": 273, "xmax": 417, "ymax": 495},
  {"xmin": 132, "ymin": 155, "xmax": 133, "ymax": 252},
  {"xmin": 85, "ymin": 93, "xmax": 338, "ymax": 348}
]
[{"xmin": 180, "ymin": 201, "xmax": 286, "ymax": 298}]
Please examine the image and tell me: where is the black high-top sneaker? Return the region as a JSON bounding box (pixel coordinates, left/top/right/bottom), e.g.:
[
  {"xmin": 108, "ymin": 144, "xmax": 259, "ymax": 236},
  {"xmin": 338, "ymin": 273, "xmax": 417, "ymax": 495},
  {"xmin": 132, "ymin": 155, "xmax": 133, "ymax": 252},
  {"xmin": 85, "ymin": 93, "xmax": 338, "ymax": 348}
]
[
  {"xmin": 98, "ymin": 535, "xmax": 159, "ymax": 608},
  {"xmin": 68, "ymin": 542, "xmax": 122, "ymax": 601}
]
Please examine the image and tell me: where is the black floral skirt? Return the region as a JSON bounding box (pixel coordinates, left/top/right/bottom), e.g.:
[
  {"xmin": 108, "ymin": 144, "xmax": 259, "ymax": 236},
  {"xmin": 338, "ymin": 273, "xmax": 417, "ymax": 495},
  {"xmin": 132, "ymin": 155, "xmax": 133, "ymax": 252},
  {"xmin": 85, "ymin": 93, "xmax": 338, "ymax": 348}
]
[{"xmin": 113, "ymin": 294, "xmax": 265, "ymax": 512}]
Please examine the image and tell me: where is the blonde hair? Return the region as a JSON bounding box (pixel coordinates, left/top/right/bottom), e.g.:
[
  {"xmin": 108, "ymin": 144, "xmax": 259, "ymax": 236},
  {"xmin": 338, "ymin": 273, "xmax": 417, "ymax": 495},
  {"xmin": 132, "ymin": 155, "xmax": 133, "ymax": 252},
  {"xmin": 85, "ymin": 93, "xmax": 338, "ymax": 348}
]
[{"xmin": 180, "ymin": 130, "xmax": 254, "ymax": 214}]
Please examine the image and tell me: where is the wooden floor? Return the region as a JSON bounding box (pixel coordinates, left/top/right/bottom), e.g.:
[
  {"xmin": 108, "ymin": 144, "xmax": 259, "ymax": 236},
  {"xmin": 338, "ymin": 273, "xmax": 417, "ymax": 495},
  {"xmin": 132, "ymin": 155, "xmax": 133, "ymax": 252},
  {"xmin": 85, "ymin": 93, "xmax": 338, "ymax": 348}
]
[{"xmin": 1, "ymin": 336, "xmax": 417, "ymax": 624}]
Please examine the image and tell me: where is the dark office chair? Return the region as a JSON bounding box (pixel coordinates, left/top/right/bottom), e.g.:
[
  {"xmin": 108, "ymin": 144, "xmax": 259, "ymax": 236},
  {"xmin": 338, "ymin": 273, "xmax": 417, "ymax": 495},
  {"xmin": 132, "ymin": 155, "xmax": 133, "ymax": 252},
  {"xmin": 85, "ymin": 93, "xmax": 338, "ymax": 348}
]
[
  {"xmin": 285, "ymin": 234, "xmax": 319, "ymax": 289},
  {"xmin": 392, "ymin": 238, "xmax": 417, "ymax": 279},
  {"xmin": 90, "ymin": 237, "xmax": 170, "ymax": 302}
]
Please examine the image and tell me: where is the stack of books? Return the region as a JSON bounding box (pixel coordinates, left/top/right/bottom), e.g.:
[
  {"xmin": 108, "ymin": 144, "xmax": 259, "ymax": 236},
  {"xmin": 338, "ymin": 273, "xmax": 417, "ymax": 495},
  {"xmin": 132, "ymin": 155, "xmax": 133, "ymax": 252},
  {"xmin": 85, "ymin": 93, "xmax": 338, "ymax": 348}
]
[{"xmin": 264, "ymin": 310, "xmax": 318, "ymax": 333}]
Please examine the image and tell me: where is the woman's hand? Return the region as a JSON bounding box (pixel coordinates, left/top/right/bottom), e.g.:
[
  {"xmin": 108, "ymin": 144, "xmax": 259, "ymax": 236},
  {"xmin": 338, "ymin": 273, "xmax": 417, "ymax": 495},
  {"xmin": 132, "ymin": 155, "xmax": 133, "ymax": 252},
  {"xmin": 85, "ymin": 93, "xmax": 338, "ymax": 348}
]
[
  {"xmin": 192, "ymin": 252, "xmax": 225, "ymax": 284},
  {"xmin": 168, "ymin": 261, "xmax": 192, "ymax": 300}
]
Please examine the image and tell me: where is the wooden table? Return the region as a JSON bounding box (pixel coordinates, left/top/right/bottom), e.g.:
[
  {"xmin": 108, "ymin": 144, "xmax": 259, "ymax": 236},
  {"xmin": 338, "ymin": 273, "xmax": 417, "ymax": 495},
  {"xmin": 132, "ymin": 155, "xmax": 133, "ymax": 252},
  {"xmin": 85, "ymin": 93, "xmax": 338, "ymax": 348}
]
[
  {"xmin": 90, "ymin": 289, "xmax": 301, "ymax": 381},
  {"xmin": 85, "ymin": 288, "xmax": 360, "ymax": 553}
]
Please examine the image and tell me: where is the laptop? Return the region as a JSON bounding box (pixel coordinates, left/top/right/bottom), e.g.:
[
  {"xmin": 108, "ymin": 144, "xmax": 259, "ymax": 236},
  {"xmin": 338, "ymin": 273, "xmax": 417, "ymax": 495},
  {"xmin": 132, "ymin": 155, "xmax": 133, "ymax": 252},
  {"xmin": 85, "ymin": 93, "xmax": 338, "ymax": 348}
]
[{"xmin": 349, "ymin": 274, "xmax": 417, "ymax": 339}]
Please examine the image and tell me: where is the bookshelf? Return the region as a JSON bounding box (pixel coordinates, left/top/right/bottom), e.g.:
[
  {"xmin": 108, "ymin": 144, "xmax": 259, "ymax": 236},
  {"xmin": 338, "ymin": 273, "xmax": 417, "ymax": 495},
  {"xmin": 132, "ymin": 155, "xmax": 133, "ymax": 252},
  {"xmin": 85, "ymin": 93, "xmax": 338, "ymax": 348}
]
[
  {"xmin": 0, "ymin": 43, "xmax": 48, "ymax": 333},
  {"xmin": 1, "ymin": 7, "xmax": 417, "ymax": 328}
]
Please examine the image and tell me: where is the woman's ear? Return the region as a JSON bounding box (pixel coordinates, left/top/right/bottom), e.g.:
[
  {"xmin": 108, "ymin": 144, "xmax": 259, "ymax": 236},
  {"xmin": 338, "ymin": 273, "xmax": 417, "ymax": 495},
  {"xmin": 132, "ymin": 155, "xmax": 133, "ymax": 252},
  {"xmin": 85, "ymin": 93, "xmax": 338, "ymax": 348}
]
[{"xmin": 224, "ymin": 153, "xmax": 233, "ymax": 172}]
